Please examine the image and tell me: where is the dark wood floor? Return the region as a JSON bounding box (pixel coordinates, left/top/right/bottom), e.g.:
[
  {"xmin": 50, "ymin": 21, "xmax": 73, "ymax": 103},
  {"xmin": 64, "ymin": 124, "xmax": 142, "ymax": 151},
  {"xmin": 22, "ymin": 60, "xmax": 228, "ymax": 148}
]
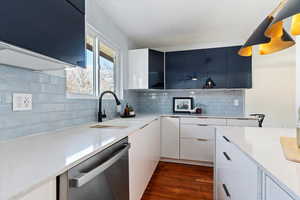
[{"xmin": 141, "ymin": 162, "xmax": 214, "ymax": 200}]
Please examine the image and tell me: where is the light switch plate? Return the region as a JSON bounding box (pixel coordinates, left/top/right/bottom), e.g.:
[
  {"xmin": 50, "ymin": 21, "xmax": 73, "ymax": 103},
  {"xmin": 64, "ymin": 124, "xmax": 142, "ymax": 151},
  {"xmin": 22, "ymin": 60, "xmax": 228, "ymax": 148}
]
[{"xmin": 13, "ymin": 93, "xmax": 32, "ymax": 111}]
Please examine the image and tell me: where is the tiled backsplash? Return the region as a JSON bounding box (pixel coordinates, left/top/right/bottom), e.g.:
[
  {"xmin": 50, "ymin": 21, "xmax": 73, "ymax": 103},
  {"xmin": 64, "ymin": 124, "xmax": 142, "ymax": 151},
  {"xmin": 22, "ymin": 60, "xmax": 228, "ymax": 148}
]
[
  {"xmin": 128, "ymin": 90, "xmax": 245, "ymax": 116},
  {"xmin": 0, "ymin": 65, "xmax": 244, "ymax": 141},
  {"xmin": 0, "ymin": 65, "xmax": 123, "ymax": 141}
]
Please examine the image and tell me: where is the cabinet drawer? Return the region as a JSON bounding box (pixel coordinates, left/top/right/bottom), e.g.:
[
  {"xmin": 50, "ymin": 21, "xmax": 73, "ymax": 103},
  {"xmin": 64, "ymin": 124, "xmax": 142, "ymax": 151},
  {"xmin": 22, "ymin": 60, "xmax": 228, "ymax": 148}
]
[
  {"xmin": 180, "ymin": 138, "xmax": 214, "ymax": 162},
  {"xmin": 227, "ymin": 119, "xmax": 258, "ymax": 127},
  {"xmin": 181, "ymin": 117, "xmax": 227, "ymax": 126},
  {"xmin": 180, "ymin": 124, "xmax": 215, "ymax": 139}
]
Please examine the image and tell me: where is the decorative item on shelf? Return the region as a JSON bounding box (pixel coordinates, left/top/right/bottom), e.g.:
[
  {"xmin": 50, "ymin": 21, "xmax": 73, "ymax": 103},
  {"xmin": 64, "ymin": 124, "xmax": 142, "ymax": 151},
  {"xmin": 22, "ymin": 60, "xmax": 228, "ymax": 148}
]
[
  {"xmin": 238, "ymin": 1, "xmax": 295, "ymax": 57},
  {"xmin": 121, "ymin": 104, "xmax": 136, "ymax": 118},
  {"xmin": 173, "ymin": 97, "xmax": 194, "ymax": 113},
  {"xmin": 190, "ymin": 103, "xmax": 203, "ymax": 114},
  {"xmin": 195, "ymin": 107, "xmax": 202, "ymax": 114},
  {"xmin": 203, "ymin": 77, "xmax": 216, "ymax": 89}
]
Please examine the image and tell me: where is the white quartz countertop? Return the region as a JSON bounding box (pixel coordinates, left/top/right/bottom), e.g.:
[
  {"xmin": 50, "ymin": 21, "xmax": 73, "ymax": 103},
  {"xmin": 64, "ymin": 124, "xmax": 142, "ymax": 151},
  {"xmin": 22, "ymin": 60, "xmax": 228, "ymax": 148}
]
[
  {"xmin": 217, "ymin": 127, "xmax": 300, "ymax": 199},
  {"xmin": 0, "ymin": 115, "xmax": 158, "ymax": 200},
  {"xmin": 0, "ymin": 114, "xmax": 258, "ymax": 200},
  {"xmin": 161, "ymin": 113, "xmax": 259, "ymax": 120}
]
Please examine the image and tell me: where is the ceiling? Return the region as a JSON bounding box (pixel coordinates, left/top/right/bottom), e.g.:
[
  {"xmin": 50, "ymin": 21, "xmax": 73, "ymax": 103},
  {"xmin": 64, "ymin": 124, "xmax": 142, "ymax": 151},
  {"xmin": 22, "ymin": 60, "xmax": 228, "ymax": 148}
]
[{"xmin": 96, "ymin": 0, "xmax": 281, "ymax": 48}]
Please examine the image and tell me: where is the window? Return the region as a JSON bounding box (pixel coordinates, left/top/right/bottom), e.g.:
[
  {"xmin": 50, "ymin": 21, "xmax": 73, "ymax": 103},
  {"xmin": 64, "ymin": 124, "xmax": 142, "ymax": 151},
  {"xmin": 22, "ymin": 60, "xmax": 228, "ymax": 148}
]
[
  {"xmin": 66, "ymin": 27, "xmax": 120, "ymax": 98},
  {"xmin": 99, "ymin": 42, "xmax": 116, "ymax": 93},
  {"xmin": 66, "ymin": 35, "xmax": 95, "ymax": 95}
]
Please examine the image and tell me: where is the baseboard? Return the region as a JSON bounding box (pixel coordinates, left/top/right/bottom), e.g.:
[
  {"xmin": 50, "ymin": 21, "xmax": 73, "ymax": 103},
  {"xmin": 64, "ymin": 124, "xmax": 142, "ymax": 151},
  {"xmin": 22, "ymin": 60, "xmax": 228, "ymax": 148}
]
[{"xmin": 160, "ymin": 157, "xmax": 213, "ymax": 167}]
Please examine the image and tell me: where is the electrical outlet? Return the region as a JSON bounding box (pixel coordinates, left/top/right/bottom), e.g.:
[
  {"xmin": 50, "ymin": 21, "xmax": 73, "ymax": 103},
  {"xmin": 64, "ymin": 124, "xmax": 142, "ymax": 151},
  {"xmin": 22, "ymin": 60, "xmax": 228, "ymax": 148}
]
[
  {"xmin": 13, "ymin": 93, "xmax": 32, "ymax": 111},
  {"xmin": 233, "ymin": 99, "xmax": 239, "ymax": 106}
]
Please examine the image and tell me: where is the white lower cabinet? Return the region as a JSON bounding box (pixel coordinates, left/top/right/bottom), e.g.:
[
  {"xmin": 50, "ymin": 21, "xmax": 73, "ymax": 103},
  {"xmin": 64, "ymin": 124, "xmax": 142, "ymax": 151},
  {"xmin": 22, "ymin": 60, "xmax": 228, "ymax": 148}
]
[
  {"xmin": 180, "ymin": 125, "xmax": 215, "ymax": 162},
  {"xmin": 265, "ymin": 176, "xmax": 294, "ymax": 200},
  {"xmin": 17, "ymin": 179, "xmax": 56, "ymax": 200},
  {"xmin": 160, "ymin": 117, "xmax": 180, "ymax": 159},
  {"xmin": 129, "ymin": 119, "xmax": 160, "ymax": 200},
  {"xmin": 216, "ymin": 133, "xmax": 258, "ymax": 200}
]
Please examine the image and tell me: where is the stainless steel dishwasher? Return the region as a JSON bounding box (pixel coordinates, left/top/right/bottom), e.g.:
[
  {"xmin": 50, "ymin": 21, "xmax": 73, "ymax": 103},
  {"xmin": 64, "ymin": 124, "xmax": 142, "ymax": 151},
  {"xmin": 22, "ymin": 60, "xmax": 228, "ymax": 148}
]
[{"xmin": 57, "ymin": 137, "xmax": 130, "ymax": 200}]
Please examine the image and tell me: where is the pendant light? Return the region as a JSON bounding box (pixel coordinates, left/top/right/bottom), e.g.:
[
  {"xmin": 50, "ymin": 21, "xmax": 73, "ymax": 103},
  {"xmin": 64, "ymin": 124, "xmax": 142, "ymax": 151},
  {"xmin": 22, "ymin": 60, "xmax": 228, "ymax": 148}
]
[
  {"xmin": 203, "ymin": 77, "xmax": 216, "ymax": 89},
  {"xmin": 260, "ymin": 21, "xmax": 295, "ymax": 55},
  {"xmin": 238, "ymin": 16, "xmax": 272, "ymax": 56},
  {"xmin": 267, "ymin": 0, "xmax": 300, "ymax": 36},
  {"xmin": 239, "ymin": 1, "xmax": 295, "ymax": 56}
]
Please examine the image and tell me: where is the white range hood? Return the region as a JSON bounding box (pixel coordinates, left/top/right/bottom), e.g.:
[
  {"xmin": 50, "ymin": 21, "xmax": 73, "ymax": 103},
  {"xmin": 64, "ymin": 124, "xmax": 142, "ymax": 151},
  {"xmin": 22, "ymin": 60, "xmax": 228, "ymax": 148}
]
[{"xmin": 0, "ymin": 42, "xmax": 76, "ymax": 71}]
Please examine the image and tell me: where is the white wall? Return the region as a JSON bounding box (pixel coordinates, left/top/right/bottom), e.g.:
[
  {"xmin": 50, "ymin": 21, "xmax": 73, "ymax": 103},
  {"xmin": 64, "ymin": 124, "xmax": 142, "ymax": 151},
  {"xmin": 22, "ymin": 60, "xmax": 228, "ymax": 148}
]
[
  {"xmin": 245, "ymin": 47, "xmax": 296, "ymax": 128},
  {"xmin": 156, "ymin": 42, "xmax": 296, "ymax": 128}
]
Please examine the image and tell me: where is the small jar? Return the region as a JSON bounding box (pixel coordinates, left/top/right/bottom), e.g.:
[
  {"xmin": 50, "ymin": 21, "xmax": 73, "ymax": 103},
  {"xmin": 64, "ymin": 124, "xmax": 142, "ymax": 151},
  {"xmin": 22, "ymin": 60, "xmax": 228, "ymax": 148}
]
[
  {"xmin": 297, "ymin": 129, "xmax": 300, "ymax": 148},
  {"xmin": 297, "ymin": 122, "xmax": 300, "ymax": 148}
]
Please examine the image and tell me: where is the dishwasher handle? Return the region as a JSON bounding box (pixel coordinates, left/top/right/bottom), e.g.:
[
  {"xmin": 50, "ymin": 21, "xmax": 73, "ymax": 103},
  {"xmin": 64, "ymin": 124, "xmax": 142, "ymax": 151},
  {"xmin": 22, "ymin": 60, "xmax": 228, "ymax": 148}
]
[{"xmin": 70, "ymin": 143, "xmax": 131, "ymax": 188}]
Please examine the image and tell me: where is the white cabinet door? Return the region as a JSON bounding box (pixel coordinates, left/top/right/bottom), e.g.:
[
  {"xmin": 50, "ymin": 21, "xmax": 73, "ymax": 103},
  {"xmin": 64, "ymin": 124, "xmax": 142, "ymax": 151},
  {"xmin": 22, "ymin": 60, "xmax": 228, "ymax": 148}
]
[
  {"xmin": 161, "ymin": 117, "xmax": 180, "ymax": 159},
  {"xmin": 226, "ymin": 119, "xmax": 258, "ymax": 127},
  {"xmin": 180, "ymin": 125, "xmax": 215, "ymax": 162},
  {"xmin": 128, "ymin": 48, "xmax": 149, "ymax": 89},
  {"xmin": 17, "ymin": 179, "xmax": 56, "ymax": 200},
  {"xmin": 129, "ymin": 119, "xmax": 160, "ymax": 200},
  {"xmin": 265, "ymin": 176, "xmax": 294, "ymax": 200}
]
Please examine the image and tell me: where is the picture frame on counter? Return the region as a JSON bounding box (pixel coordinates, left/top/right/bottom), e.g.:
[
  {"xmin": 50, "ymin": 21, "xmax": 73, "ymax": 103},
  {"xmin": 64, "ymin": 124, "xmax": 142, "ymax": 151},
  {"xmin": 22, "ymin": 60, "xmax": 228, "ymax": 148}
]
[{"xmin": 173, "ymin": 97, "xmax": 194, "ymax": 113}]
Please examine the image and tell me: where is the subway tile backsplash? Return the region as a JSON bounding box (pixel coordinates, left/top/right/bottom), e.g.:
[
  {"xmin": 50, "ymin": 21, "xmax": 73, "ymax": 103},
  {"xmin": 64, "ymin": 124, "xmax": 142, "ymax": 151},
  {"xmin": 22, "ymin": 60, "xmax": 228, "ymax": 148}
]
[
  {"xmin": 0, "ymin": 65, "xmax": 122, "ymax": 141},
  {"xmin": 0, "ymin": 65, "xmax": 245, "ymax": 141},
  {"xmin": 128, "ymin": 90, "xmax": 245, "ymax": 116}
]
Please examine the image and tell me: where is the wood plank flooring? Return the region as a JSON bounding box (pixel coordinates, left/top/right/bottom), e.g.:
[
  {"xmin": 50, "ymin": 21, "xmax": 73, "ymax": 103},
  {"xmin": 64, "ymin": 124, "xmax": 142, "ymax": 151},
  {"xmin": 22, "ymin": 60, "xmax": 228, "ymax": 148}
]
[{"xmin": 141, "ymin": 162, "xmax": 213, "ymax": 200}]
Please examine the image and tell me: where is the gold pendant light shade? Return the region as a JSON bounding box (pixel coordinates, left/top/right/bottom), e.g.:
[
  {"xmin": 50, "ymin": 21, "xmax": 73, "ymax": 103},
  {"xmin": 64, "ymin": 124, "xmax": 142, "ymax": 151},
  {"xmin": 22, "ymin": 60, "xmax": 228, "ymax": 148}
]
[
  {"xmin": 291, "ymin": 13, "xmax": 300, "ymax": 35},
  {"xmin": 238, "ymin": 46, "xmax": 252, "ymax": 57},
  {"xmin": 239, "ymin": 1, "xmax": 296, "ymax": 57},
  {"xmin": 267, "ymin": 0, "xmax": 300, "ymax": 36},
  {"xmin": 260, "ymin": 29, "xmax": 295, "ymax": 55},
  {"xmin": 260, "ymin": 21, "xmax": 295, "ymax": 55},
  {"xmin": 238, "ymin": 17, "xmax": 272, "ymax": 56}
]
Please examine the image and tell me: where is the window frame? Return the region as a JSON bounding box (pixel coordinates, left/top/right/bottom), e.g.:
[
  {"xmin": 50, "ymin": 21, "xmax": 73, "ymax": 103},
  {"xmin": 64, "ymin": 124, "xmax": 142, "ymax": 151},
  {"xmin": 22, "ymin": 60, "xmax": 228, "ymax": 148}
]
[{"xmin": 66, "ymin": 24, "xmax": 123, "ymax": 99}]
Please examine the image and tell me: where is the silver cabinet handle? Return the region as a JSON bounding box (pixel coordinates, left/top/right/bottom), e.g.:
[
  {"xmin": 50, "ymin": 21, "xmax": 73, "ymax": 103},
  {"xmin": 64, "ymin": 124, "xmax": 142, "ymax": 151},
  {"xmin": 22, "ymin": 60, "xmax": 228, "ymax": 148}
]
[
  {"xmin": 197, "ymin": 138, "xmax": 209, "ymax": 142},
  {"xmin": 69, "ymin": 143, "xmax": 131, "ymax": 188},
  {"xmin": 223, "ymin": 152, "xmax": 231, "ymax": 161},
  {"xmin": 223, "ymin": 136, "xmax": 230, "ymax": 143},
  {"xmin": 222, "ymin": 184, "xmax": 231, "ymax": 198},
  {"xmin": 197, "ymin": 124, "xmax": 208, "ymax": 127}
]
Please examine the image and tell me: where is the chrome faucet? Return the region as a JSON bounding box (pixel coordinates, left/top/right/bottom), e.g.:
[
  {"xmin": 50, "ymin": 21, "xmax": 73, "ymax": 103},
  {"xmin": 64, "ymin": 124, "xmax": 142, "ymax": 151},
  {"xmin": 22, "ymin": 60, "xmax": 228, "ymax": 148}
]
[{"xmin": 98, "ymin": 91, "xmax": 121, "ymax": 122}]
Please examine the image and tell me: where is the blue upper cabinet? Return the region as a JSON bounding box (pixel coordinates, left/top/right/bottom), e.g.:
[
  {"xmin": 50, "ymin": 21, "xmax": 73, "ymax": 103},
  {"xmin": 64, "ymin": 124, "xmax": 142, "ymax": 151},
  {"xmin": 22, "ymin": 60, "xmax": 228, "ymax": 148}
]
[
  {"xmin": 0, "ymin": 0, "xmax": 86, "ymax": 68},
  {"xmin": 226, "ymin": 46, "xmax": 252, "ymax": 88},
  {"xmin": 149, "ymin": 49, "xmax": 165, "ymax": 89},
  {"xmin": 165, "ymin": 46, "xmax": 252, "ymax": 89}
]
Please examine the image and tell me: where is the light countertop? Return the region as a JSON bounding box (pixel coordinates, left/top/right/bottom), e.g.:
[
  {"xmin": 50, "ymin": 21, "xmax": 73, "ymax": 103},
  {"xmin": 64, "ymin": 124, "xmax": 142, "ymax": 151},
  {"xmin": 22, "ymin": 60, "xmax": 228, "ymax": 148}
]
[
  {"xmin": 0, "ymin": 116, "xmax": 158, "ymax": 200},
  {"xmin": 0, "ymin": 114, "xmax": 258, "ymax": 200},
  {"xmin": 217, "ymin": 127, "xmax": 300, "ymax": 199},
  {"xmin": 161, "ymin": 113, "xmax": 259, "ymax": 120}
]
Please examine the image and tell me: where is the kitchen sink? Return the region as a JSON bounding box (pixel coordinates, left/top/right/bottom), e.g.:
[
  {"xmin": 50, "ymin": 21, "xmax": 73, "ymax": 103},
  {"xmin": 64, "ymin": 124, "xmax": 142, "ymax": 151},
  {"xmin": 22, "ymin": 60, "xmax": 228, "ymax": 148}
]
[{"xmin": 90, "ymin": 124, "xmax": 128, "ymax": 129}]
